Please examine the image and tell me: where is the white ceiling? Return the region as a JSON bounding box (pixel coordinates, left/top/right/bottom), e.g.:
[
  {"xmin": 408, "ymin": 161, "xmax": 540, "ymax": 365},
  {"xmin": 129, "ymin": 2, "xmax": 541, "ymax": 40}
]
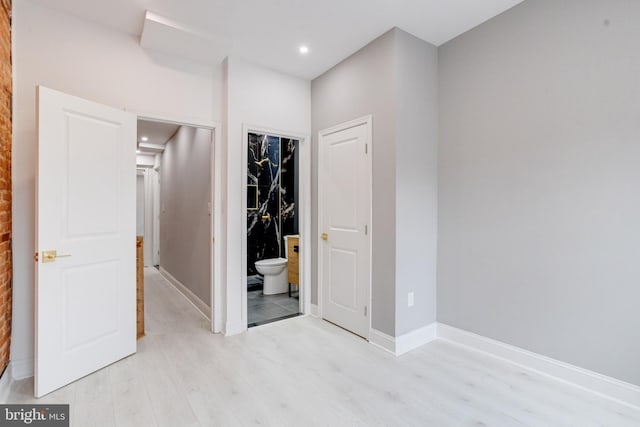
[
  {"xmin": 137, "ymin": 119, "xmax": 179, "ymax": 148},
  {"xmin": 30, "ymin": 0, "xmax": 525, "ymax": 79}
]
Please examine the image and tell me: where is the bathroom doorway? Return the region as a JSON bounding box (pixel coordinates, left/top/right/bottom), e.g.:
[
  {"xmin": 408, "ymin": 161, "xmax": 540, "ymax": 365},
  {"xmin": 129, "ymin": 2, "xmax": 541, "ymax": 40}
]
[{"xmin": 245, "ymin": 130, "xmax": 303, "ymax": 327}]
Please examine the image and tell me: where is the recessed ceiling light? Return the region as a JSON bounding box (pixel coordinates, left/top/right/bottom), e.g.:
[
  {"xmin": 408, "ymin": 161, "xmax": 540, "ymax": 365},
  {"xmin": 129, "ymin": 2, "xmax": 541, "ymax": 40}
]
[
  {"xmin": 299, "ymin": 45, "xmax": 309, "ymax": 54},
  {"xmin": 141, "ymin": 136, "xmax": 149, "ymax": 142}
]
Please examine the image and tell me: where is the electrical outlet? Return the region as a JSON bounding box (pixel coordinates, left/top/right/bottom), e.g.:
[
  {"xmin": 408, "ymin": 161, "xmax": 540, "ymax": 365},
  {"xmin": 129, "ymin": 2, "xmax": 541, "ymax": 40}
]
[{"xmin": 408, "ymin": 291, "xmax": 414, "ymax": 307}]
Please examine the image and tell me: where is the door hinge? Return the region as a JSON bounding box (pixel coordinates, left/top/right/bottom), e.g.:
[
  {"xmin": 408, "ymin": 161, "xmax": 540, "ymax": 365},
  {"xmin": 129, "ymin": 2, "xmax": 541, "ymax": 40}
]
[
  {"xmin": 364, "ymin": 306, "xmax": 368, "ymax": 317},
  {"xmin": 34, "ymin": 252, "xmax": 38, "ymax": 263},
  {"xmin": 365, "ymin": 143, "xmax": 368, "ymax": 154}
]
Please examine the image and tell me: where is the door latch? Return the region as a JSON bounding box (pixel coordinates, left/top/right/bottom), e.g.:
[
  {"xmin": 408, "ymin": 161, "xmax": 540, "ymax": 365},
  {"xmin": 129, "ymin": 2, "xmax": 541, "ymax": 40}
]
[{"xmin": 42, "ymin": 250, "xmax": 72, "ymax": 263}]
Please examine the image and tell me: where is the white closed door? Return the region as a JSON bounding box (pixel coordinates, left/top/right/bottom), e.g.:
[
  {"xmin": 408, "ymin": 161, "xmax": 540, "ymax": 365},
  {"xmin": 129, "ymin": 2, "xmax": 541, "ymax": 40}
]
[
  {"xmin": 36, "ymin": 86, "xmax": 137, "ymax": 397},
  {"xmin": 319, "ymin": 119, "xmax": 371, "ymax": 339}
]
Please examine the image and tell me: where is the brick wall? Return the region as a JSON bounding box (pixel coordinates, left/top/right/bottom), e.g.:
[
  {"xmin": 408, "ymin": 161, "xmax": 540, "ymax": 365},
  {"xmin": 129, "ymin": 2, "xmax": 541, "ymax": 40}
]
[{"xmin": 0, "ymin": 0, "xmax": 11, "ymax": 376}]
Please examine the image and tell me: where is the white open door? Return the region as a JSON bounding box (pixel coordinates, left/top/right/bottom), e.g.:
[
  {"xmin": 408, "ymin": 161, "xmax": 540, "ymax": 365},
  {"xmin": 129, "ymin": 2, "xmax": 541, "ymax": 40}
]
[
  {"xmin": 35, "ymin": 86, "xmax": 137, "ymax": 397},
  {"xmin": 319, "ymin": 118, "xmax": 371, "ymax": 339}
]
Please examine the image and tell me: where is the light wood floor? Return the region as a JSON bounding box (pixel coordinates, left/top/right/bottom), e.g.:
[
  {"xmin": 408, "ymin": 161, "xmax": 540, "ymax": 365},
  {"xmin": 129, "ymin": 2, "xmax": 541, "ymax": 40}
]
[{"xmin": 7, "ymin": 268, "xmax": 640, "ymax": 426}]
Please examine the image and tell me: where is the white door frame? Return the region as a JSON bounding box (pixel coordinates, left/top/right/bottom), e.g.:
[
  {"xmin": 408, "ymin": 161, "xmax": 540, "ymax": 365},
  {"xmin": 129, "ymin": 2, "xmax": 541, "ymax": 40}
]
[
  {"xmin": 150, "ymin": 166, "xmax": 161, "ymax": 267},
  {"xmin": 140, "ymin": 168, "xmax": 154, "ymax": 266},
  {"xmin": 136, "ymin": 169, "xmax": 147, "ymax": 249},
  {"xmin": 241, "ymin": 124, "xmax": 312, "ymax": 329},
  {"xmin": 135, "ymin": 112, "xmax": 223, "ymax": 333},
  {"xmin": 136, "ymin": 167, "xmax": 159, "ymax": 267},
  {"xmin": 317, "ymin": 115, "xmax": 373, "ymax": 339}
]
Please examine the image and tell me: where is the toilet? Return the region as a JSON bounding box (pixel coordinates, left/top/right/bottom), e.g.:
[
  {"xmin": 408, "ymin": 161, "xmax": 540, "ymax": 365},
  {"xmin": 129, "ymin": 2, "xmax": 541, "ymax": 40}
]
[{"xmin": 254, "ymin": 258, "xmax": 288, "ymax": 295}]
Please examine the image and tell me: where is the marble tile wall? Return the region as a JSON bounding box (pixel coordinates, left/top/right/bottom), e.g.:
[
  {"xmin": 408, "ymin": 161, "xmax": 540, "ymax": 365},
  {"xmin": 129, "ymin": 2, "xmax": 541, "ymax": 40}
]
[{"xmin": 247, "ymin": 133, "xmax": 298, "ymax": 276}]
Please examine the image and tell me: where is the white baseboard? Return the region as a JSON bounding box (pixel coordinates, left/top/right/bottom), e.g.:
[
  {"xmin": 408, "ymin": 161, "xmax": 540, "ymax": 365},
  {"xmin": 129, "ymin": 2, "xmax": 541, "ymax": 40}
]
[
  {"xmin": 159, "ymin": 267, "xmax": 211, "ymax": 321},
  {"xmin": 396, "ymin": 323, "xmax": 438, "ymax": 355},
  {"xmin": 437, "ymin": 323, "xmax": 640, "ymax": 410},
  {"xmin": 370, "ymin": 323, "xmax": 438, "ymax": 356},
  {"xmin": 223, "ymin": 320, "xmax": 245, "ymax": 337},
  {"xmin": 369, "ymin": 329, "xmax": 396, "ymax": 355},
  {"xmin": 10, "ymin": 357, "xmax": 33, "ymax": 380},
  {"xmin": 310, "ymin": 304, "xmax": 319, "ymax": 318},
  {"xmin": 0, "ymin": 363, "xmax": 13, "ymax": 402},
  {"xmin": 369, "ymin": 321, "xmax": 640, "ymax": 409}
]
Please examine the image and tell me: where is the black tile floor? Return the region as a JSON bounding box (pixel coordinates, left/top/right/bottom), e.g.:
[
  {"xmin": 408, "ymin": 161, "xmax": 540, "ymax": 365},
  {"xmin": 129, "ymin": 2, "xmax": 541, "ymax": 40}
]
[{"xmin": 247, "ymin": 276, "xmax": 300, "ymax": 327}]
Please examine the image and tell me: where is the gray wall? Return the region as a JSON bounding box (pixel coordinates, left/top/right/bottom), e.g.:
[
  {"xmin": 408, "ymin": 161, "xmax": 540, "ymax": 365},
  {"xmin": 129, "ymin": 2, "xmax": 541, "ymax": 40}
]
[
  {"xmin": 438, "ymin": 0, "xmax": 640, "ymax": 385},
  {"xmin": 160, "ymin": 126, "xmax": 213, "ymax": 307},
  {"xmin": 312, "ymin": 29, "xmax": 398, "ymax": 335},
  {"xmin": 312, "ymin": 28, "xmax": 439, "ymax": 336},
  {"xmin": 395, "ymin": 30, "xmax": 439, "ymax": 335}
]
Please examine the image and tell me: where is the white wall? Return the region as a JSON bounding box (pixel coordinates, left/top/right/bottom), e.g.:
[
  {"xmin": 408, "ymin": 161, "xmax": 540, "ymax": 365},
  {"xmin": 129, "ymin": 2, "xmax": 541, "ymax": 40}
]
[
  {"xmin": 136, "ymin": 173, "xmax": 145, "ymax": 235},
  {"xmin": 438, "ymin": 0, "xmax": 640, "ymax": 385},
  {"xmin": 223, "ymin": 57, "xmax": 310, "ymax": 334},
  {"xmin": 136, "ymin": 169, "xmax": 155, "ymax": 265},
  {"xmin": 142, "ymin": 169, "xmax": 157, "ymax": 266},
  {"xmin": 136, "ymin": 155, "xmax": 155, "ymax": 168},
  {"xmin": 12, "ymin": 0, "xmax": 221, "ymax": 377}
]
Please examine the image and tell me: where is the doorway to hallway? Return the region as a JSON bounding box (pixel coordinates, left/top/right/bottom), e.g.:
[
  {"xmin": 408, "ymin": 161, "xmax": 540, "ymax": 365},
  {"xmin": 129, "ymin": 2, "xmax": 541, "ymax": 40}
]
[{"xmin": 135, "ymin": 119, "xmax": 215, "ymax": 329}]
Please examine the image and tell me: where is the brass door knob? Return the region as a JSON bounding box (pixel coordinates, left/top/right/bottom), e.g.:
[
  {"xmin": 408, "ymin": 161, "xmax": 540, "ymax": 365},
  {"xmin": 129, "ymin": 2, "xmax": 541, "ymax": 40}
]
[
  {"xmin": 42, "ymin": 250, "xmax": 72, "ymax": 263},
  {"xmin": 321, "ymin": 233, "xmax": 328, "ymax": 241},
  {"xmin": 261, "ymin": 212, "xmax": 271, "ymax": 221}
]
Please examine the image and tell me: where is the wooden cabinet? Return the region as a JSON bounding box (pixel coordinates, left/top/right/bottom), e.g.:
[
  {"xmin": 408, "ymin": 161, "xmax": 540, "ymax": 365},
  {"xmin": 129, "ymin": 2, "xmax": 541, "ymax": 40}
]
[
  {"xmin": 287, "ymin": 236, "xmax": 299, "ymax": 286},
  {"xmin": 136, "ymin": 236, "xmax": 145, "ymax": 339}
]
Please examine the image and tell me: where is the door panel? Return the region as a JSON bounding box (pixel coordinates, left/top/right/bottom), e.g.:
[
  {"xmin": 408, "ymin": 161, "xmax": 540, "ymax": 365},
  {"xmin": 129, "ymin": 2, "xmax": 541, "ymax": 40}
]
[
  {"xmin": 329, "ymin": 248, "xmax": 358, "ymax": 310},
  {"xmin": 36, "ymin": 86, "xmax": 136, "ymax": 397},
  {"xmin": 66, "ymin": 113, "xmax": 120, "ymax": 236},
  {"xmin": 64, "ymin": 262, "xmax": 119, "ymax": 350},
  {"xmin": 320, "ymin": 121, "xmax": 371, "ymax": 339},
  {"xmin": 329, "ymin": 139, "xmax": 358, "ymax": 230}
]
